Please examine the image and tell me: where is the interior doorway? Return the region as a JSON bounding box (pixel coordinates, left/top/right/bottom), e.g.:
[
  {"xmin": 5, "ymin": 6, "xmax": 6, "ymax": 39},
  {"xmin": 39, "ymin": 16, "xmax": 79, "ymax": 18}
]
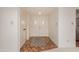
[
  {"xmin": 76, "ymin": 9, "xmax": 79, "ymax": 47},
  {"xmin": 20, "ymin": 7, "xmax": 58, "ymax": 52}
]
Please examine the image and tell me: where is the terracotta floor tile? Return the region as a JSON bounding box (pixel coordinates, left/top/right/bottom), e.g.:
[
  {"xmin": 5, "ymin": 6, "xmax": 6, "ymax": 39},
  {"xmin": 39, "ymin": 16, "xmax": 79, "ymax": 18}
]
[{"xmin": 20, "ymin": 37, "xmax": 57, "ymax": 52}]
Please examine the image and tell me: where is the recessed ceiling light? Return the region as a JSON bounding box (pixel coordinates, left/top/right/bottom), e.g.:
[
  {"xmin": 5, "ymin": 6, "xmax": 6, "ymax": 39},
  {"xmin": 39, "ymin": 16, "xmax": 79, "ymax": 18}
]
[{"xmin": 38, "ymin": 11, "xmax": 42, "ymax": 15}]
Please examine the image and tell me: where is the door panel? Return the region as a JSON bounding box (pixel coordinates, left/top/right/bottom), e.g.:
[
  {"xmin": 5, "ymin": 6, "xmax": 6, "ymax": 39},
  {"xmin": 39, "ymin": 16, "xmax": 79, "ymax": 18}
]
[
  {"xmin": 39, "ymin": 17, "xmax": 48, "ymax": 36},
  {"xmin": 30, "ymin": 16, "xmax": 48, "ymax": 37},
  {"xmin": 30, "ymin": 16, "xmax": 39, "ymax": 36}
]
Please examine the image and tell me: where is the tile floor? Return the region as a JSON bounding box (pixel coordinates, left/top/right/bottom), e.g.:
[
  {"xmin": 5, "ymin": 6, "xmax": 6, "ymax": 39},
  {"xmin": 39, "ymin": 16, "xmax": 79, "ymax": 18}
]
[{"xmin": 20, "ymin": 37, "xmax": 57, "ymax": 52}]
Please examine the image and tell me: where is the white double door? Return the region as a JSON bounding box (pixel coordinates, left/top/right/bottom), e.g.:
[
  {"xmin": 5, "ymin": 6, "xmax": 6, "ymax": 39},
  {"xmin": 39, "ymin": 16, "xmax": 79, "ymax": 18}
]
[{"xmin": 30, "ymin": 16, "xmax": 48, "ymax": 37}]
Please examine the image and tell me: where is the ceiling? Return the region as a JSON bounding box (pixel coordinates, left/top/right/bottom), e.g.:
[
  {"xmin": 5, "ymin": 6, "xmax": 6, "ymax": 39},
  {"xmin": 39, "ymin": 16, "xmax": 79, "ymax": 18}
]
[{"xmin": 21, "ymin": 7, "xmax": 57, "ymax": 16}]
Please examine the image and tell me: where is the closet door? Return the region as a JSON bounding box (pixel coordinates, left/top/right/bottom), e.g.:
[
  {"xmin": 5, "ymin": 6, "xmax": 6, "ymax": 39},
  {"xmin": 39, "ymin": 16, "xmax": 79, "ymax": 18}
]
[
  {"xmin": 39, "ymin": 16, "xmax": 48, "ymax": 36},
  {"xmin": 30, "ymin": 16, "xmax": 48, "ymax": 37},
  {"xmin": 30, "ymin": 16, "xmax": 39, "ymax": 36}
]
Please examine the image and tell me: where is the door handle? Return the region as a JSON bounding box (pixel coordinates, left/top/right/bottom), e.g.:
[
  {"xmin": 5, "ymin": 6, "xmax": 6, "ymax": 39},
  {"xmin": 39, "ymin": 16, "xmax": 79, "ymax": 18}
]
[
  {"xmin": 23, "ymin": 28, "xmax": 26, "ymax": 30},
  {"xmin": 72, "ymin": 22, "xmax": 74, "ymax": 25}
]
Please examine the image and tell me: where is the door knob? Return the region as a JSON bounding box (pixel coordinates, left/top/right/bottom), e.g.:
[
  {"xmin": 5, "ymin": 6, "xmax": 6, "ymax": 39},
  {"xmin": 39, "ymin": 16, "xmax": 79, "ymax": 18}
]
[
  {"xmin": 72, "ymin": 22, "xmax": 74, "ymax": 25},
  {"xmin": 23, "ymin": 28, "xmax": 26, "ymax": 30}
]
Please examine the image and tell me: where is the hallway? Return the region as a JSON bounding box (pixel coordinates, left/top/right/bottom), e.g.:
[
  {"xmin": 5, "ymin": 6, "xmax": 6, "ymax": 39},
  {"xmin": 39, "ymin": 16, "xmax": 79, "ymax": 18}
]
[
  {"xmin": 0, "ymin": 7, "xmax": 76, "ymax": 52},
  {"xmin": 20, "ymin": 37, "xmax": 57, "ymax": 52},
  {"xmin": 20, "ymin": 7, "xmax": 58, "ymax": 52}
]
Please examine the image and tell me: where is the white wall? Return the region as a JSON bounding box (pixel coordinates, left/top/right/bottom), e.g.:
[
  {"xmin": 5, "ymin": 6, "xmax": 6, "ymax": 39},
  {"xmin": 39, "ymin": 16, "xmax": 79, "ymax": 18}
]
[
  {"xmin": 48, "ymin": 8, "xmax": 58, "ymax": 46},
  {"xmin": 48, "ymin": 7, "xmax": 76, "ymax": 48},
  {"xmin": 58, "ymin": 7, "xmax": 76, "ymax": 48},
  {"xmin": 0, "ymin": 8, "xmax": 20, "ymax": 51},
  {"xmin": 29, "ymin": 15, "xmax": 49, "ymax": 37}
]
